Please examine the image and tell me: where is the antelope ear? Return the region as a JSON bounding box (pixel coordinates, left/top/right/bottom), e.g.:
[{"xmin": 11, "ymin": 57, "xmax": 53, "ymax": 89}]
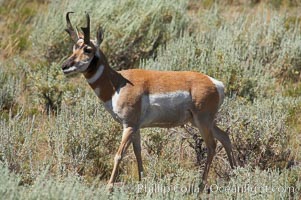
[{"xmin": 96, "ymin": 26, "xmax": 104, "ymax": 46}]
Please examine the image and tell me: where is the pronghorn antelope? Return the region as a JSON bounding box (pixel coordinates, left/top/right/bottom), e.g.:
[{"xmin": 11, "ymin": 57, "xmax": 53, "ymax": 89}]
[{"xmin": 62, "ymin": 12, "xmax": 235, "ymax": 189}]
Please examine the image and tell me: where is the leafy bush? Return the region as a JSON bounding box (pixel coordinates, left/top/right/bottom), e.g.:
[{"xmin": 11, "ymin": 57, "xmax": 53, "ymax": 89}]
[
  {"xmin": 32, "ymin": 0, "xmax": 189, "ymax": 69},
  {"xmin": 207, "ymin": 166, "xmax": 301, "ymax": 199},
  {"xmin": 218, "ymin": 96, "xmax": 300, "ymax": 169},
  {"xmin": 141, "ymin": 10, "xmax": 301, "ymax": 98},
  {"xmin": 0, "ymin": 68, "xmax": 20, "ymax": 113},
  {"xmin": 0, "ymin": 93, "xmax": 122, "ymax": 182},
  {"xmin": 0, "ymin": 111, "xmax": 36, "ymax": 178},
  {"xmin": 45, "ymin": 95, "xmax": 122, "ymax": 180},
  {"xmin": 27, "ymin": 62, "xmax": 68, "ymax": 113},
  {"xmin": 0, "ymin": 162, "xmax": 300, "ymax": 199}
]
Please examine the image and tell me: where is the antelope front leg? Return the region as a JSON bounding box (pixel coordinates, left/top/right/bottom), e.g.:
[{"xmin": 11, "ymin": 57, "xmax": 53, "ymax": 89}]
[{"xmin": 108, "ymin": 127, "xmax": 134, "ymax": 186}]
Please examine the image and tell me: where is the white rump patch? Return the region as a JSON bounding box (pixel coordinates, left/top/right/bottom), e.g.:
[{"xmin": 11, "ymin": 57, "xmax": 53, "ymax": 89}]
[
  {"xmin": 87, "ymin": 64, "xmax": 104, "ymax": 84},
  {"xmin": 207, "ymin": 76, "xmax": 225, "ymax": 107}
]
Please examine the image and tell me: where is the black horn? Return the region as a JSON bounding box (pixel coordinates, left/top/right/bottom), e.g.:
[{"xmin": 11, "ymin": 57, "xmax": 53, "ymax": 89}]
[
  {"xmin": 81, "ymin": 12, "xmax": 90, "ymax": 44},
  {"xmin": 65, "ymin": 12, "xmax": 79, "ymax": 43}
]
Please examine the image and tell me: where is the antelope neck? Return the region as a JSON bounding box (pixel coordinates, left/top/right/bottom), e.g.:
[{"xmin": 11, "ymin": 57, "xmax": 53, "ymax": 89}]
[{"xmin": 83, "ymin": 52, "xmax": 129, "ymax": 102}]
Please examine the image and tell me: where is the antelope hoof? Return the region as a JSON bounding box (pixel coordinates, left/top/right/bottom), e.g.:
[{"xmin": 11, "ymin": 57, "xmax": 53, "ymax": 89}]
[
  {"xmin": 107, "ymin": 182, "xmax": 124, "ymax": 193},
  {"xmin": 106, "ymin": 183, "xmax": 114, "ymax": 193}
]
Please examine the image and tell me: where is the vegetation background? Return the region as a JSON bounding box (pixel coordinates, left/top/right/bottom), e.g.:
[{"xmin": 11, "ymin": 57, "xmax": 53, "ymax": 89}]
[{"xmin": 0, "ymin": 0, "xmax": 301, "ymax": 199}]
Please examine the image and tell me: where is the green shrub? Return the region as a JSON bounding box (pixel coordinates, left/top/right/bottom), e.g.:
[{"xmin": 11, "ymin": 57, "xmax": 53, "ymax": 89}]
[
  {"xmin": 218, "ymin": 96, "xmax": 301, "ymax": 169},
  {"xmin": 0, "ymin": 68, "xmax": 20, "ymax": 113},
  {"xmin": 43, "ymin": 93, "xmax": 123, "ymax": 180},
  {"xmin": 0, "ymin": 162, "xmax": 299, "ymax": 199},
  {"xmin": 0, "ymin": 111, "xmax": 36, "ymax": 180},
  {"xmin": 0, "ymin": 164, "xmax": 22, "ymax": 199},
  {"xmin": 27, "ymin": 62, "xmax": 67, "ymax": 113},
  {"xmin": 207, "ymin": 166, "xmax": 301, "ymax": 199},
  {"xmin": 141, "ymin": 10, "xmax": 301, "ymax": 97},
  {"xmin": 32, "ymin": 0, "xmax": 189, "ymax": 69}
]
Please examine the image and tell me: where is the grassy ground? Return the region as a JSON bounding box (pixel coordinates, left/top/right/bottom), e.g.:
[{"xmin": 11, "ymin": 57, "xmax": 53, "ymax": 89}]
[{"xmin": 1, "ymin": 0, "xmax": 301, "ymax": 199}]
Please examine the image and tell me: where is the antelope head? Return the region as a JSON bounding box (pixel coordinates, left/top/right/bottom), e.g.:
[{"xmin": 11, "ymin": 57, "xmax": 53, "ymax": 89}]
[{"xmin": 62, "ymin": 12, "xmax": 104, "ymax": 75}]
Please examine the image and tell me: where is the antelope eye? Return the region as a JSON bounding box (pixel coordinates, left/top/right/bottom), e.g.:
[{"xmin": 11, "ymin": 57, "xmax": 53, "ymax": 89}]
[{"xmin": 83, "ymin": 47, "xmax": 92, "ymax": 54}]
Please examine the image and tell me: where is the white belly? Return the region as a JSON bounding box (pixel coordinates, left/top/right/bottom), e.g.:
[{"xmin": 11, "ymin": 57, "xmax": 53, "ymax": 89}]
[{"xmin": 139, "ymin": 91, "xmax": 192, "ymax": 128}]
